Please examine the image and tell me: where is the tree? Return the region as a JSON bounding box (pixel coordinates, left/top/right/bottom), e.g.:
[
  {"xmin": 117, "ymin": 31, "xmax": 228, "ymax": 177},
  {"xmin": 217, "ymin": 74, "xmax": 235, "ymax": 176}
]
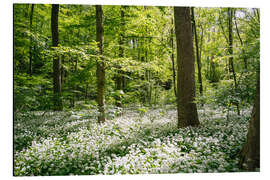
[
  {"xmin": 115, "ymin": 5, "xmax": 126, "ymax": 107},
  {"xmin": 174, "ymin": 7, "xmax": 200, "ymax": 128},
  {"xmin": 233, "ymin": 10, "xmax": 247, "ymax": 71},
  {"xmin": 191, "ymin": 7, "xmax": 203, "ymax": 96},
  {"xmin": 228, "ymin": 8, "xmax": 240, "ymax": 115},
  {"xmin": 96, "ymin": 5, "xmax": 105, "ymax": 123},
  {"xmin": 239, "ymin": 75, "xmax": 260, "ymax": 170},
  {"xmin": 51, "ymin": 4, "xmax": 63, "ymax": 111},
  {"xmin": 29, "ymin": 4, "xmax": 34, "ymax": 76}
]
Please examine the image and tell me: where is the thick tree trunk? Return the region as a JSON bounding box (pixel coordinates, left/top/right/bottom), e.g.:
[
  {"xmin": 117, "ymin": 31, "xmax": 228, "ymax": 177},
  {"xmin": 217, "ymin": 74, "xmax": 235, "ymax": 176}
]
[
  {"xmin": 191, "ymin": 7, "xmax": 203, "ymax": 96},
  {"xmin": 174, "ymin": 7, "xmax": 200, "ymax": 128},
  {"xmin": 96, "ymin": 5, "xmax": 105, "ymax": 123},
  {"xmin": 51, "ymin": 4, "xmax": 62, "ymax": 111},
  {"xmin": 29, "ymin": 4, "xmax": 34, "ymax": 76},
  {"xmin": 239, "ymin": 75, "xmax": 260, "ymax": 171}
]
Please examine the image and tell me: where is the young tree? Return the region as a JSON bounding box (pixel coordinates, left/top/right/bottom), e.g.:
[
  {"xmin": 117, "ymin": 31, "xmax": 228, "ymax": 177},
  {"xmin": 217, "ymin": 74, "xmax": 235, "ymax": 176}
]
[
  {"xmin": 191, "ymin": 7, "xmax": 203, "ymax": 96},
  {"xmin": 239, "ymin": 75, "xmax": 260, "ymax": 170},
  {"xmin": 96, "ymin": 5, "xmax": 106, "ymax": 123},
  {"xmin": 51, "ymin": 4, "xmax": 63, "ymax": 111},
  {"xmin": 228, "ymin": 8, "xmax": 240, "ymax": 115},
  {"xmin": 228, "ymin": 8, "xmax": 237, "ymax": 87},
  {"xmin": 29, "ymin": 4, "xmax": 34, "ymax": 76},
  {"xmin": 233, "ymin": 10, "xmax": 248, "ymax": 71},
  {"xmin": 115, "ymin": 5, "xmax": 126, "ymax": 107},
  {"xmin": 174, "ymin": 7, "xmax": 200, "ymax": 128}
]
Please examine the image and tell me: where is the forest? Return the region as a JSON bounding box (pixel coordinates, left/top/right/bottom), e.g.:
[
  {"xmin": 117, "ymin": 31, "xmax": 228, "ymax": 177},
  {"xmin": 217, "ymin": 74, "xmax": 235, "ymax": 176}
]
[{"xmin": 13, "ymin": 3, "xmax": 260, "ymax": 176}]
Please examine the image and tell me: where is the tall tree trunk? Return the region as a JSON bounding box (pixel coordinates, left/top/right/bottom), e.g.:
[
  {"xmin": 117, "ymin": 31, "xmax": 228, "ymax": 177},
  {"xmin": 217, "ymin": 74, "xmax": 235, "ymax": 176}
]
[
  {"xmin": 146, "ymin": 40, "xmax": 152, "ymax": 106},
  {"xmin": 199, "ymin": 25, "xmax": 204, "ymax": 64},
  {"xmin": 51, "ymin": 4, "xmax": 62, "ymax": 111},
  {"xmin": 115, "ymin": 6, "xmax": 125, "ymax": 107},
  {"xmin": 234, "ymin": 12, "xmax": 248, "ymax": 71},
  {"xmin": 209, "ymin": 27, "xmax": 219, "ymax": 83},
  {"xmin": 191, "ymin": 7, "xmax": 203, "ymax": 96},
  {"xmin": 70, "ymin": 57, "xmax": 78, "ymax": 108},
  {"xmin": 228, "ymin": 8, "xmax": 240, "ymax": 115},
  {"xmin": 29, "ymin": 4, "xmax": 34, "ymax": 76},
  {"xmin": 96, "ymin": 5, "xmax": 105, "ymax": 123},
  {"xmin": 239, "ymin": 75, "xmax": 260, "ymax": 171},
  {"xmin": 174, "ymin": 7, "xmax": 200, "ymax": 128},
  {"xmin": 170, "ymin": 17, "xmax": 177, "ymax": 97}
]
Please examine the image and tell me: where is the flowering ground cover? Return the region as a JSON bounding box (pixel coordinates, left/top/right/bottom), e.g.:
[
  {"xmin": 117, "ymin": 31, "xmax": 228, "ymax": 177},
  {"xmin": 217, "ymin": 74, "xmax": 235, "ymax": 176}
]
[{"xmin": 14, "ymin": 105, "xmax": 251, "ymax": 176}]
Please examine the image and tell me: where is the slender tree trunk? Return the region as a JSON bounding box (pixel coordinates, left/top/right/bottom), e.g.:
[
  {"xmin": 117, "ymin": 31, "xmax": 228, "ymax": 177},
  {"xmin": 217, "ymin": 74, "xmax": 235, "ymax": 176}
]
[
  {"xmin": 29, "ymin": 4, "xmax": 34, "ymax": 76},
  {"xmin": 115, "ymin": 6, "xmax": 125, "ymax": 107},
  {"xmin": 51, "ymin": 4, "xmax": 62, "ymax": 111},
  {"xmin": 239, "ymin": 75, "xmax": 260, "ymax": 171},
  {"xmin": 96, "ymin": 5, "xmax": 105, "ymax": 123},
  {"xmin": 71, "ymin": 57, "xmax": 78, "ymax": 107},
  {"xmin": 146, "ymin": 40, "xmax": 152, "ymax": 106},
  {"xmin": 228, "ymin": 8, "xmax": 237, "ymax": 87},
  {"xmin": 228, "ymin": 8, "xmax": 240, "ymax": 115},
  {"xmin": 170, "ymin": 17, "xmax": 177, "ymax": 97},
  {"xmin": 68, "ymin": 56, "xmax": 75, "ymax": 108},
  {"xmin": 191, "ymin": 7, "xmax": 203, "ymax": 96},
  {"xmin": 199, "ymin": 25, "xmax": 204, "ymax": 64},
  {"xmin": 234, "ymin": 12, "xmax": 248, "ymax": 71},
  {"xmin": 174, "ymin": 7, "xmax": 200, "ymax": 128}
]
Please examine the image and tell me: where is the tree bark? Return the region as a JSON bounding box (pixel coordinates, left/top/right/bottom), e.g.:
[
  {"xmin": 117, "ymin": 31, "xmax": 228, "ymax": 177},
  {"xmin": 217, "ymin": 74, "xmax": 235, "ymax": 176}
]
[
  {"xmin": 191, "ymin": 7, "xmax": 203, "ymax": 96},
  {"xmin": 239, "ymin": 75, "xmax": 260, "ymax": 171},
  {"xmin": 115, "ymin": 6, "xmax": 126, "ymax": 107},
  {"xmin": 228, "ymin": 8, "xmax": 237, "ymax": 87},
  {"xmin": 51, "ymin": 4, "xmax": 62, "ymax": 111},
  {"xmin": 29, "ymin": 4, "xmax": 34, "ymax": 76},
  {"xmin": 199, "ymin": 25, "xmax": 204, "ymax": 65},
  {"xmin": 228, "ymin": 8, "xmax": 240, "ymax": 115},
  {"xmin": 96, "ymin": 5, "xmax": 105, "ymax": 123},
  {"xmin": 174, "ymin": 7, "xmax": 200, "ymax": 128}
]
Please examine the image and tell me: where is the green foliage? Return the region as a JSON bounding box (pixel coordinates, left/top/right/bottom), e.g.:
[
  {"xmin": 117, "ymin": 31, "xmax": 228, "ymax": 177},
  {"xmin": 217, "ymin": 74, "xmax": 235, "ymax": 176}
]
[
  {"xmin": 13, "ymin": 4, "xmax": 259, "ymax": 175},
  {"xmin": 14, "ymin": 74, "xmax": 53, "ymax": 111},
  {"xmin": 13, "ymin": 4, "xmax": 259, "ymax": 114}
]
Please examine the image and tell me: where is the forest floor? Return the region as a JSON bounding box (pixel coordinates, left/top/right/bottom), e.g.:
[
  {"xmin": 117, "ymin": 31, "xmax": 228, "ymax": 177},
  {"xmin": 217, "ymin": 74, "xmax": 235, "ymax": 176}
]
[{"xmin": 14, "ymin": 104, "xmax": 252, "ymax": 175}]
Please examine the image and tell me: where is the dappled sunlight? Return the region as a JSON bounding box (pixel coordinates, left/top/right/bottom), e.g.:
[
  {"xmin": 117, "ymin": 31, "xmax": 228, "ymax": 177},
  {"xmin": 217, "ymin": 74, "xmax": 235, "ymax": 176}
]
[{"xmin": 13, "ymin": 3, "xmax": 260, "ymax": 175}]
